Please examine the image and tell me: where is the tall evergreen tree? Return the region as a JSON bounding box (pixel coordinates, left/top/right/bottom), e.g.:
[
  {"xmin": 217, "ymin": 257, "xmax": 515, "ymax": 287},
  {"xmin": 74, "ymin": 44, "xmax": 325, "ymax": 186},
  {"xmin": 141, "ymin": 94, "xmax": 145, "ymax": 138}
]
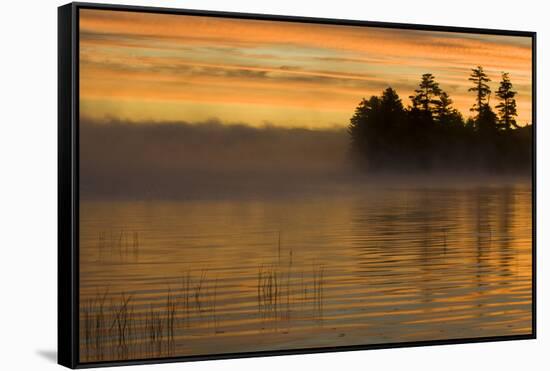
[
  {"xmin": 438, "ymin": 91, "xmax": 453, "ymax": 112},
  {"xmin": 436, "ymin": 91, "xmax": 463, "ymax": 126},
  {"xmin": 381, "ymin": 87, "xmax": 404, "ymax": 115},
  {"xmin": 476, "ymin": 104, "xmax": 498, "ymax": 135},
  {"xmin": 348, "ymin": 96, "xmax": 381, "ymax": 158},
  {"xmin": 495, "ymin": 72, "xmax": 518, "ymax": 129},
  {"xmin": 409, "ymin": 73, "xmax": 441, "ymax": 115},
  {"xmin": 348, "ymin": 87, "xmax": 407, "ymax": 170},
  {"xmin": 468, "ymin": 66, "xmax": 491, "ymax": 115}
]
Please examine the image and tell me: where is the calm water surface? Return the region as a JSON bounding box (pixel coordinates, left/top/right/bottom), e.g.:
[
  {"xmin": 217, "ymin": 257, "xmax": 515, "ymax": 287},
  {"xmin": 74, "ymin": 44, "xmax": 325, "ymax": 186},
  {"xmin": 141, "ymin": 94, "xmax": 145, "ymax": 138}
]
[{"xmin": 79, "ymin": 182, "xmax": 532, "ymax": 362}]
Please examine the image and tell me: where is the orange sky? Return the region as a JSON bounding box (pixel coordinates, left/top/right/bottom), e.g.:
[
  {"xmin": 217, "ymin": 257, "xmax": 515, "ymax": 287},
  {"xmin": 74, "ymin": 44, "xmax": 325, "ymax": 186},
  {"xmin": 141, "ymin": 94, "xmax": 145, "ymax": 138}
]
[{"xmin": 79, "ymin": 9, "xmax": 533, "ymax": 128}]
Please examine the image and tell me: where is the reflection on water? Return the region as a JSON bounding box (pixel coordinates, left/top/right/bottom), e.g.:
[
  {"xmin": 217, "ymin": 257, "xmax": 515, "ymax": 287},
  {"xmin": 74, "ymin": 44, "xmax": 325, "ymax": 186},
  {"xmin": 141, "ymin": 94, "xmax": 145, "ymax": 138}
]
[{"xmin": 79, "ymin": 183, "xmax": 532, "ymax": 362}]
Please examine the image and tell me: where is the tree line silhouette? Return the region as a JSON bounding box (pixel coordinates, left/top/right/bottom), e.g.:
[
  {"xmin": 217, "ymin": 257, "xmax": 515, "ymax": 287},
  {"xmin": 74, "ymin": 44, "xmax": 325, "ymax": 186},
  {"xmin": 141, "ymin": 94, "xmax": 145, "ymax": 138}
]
[{"xmin": 348, "ymin": 66, "xmax": 532, "ymax": 174}]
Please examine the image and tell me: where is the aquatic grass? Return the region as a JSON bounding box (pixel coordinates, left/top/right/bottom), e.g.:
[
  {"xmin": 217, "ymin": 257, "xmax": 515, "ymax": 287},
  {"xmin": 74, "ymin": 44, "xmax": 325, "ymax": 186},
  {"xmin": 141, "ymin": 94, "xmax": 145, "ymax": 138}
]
[
  {"xmin": 257, "ymin": 262, "xmax": 326, "ymax": 329},
  {"xmin": 145, "ymin": 304, "xmax": 164, "ymax": 357},
  {"xmin": 81, "ymin": 247, "xmax": 328, "ymax": 360},
  {"xmin": 139, "ymin": 288, "xmax": 181, "ymax": 358},
  {"xmin": 194, "ymin": 270, "xmax": 208, "ymax": 314},
  {"xmin": 165, "ymin": 289, "xmax": 177, "ymax": 352},
  {"xmin": 110, "ymin": 293, "xmax": 133, "ymax": 359},
  {"xmin": 212, "ymin": 277, "xmax": 220, "ymax": 333},
  {"xmin": 180, "ymin": 272, "xmax": 192, "ymax": 328},
  {"xmin": 81, "ymin": 289, "xmax": 109, "ymax": 361},
  {"xmin": 283, "ymin": 249, "xmax": 293, "ymax": 322},
  {"xmin": 97, "ymin": 232, "xmax": 106, "ymax": 259},
  {"xmin": 301, "ymin": 271, "xmax": 306, "ymax": 308},
  {"xmin": 178, "ymin": 270, "xmax": 220, "ymax": 332},
  {"xmin": 312, "ymin": 265, "xmax": 325, "ymax": 323},
  {"xmin": 257, "ymin": 236, "xmax": 328, "ymax": 331},
  {"xmin": 118, "ymin": 230, "xmax": 124, "ymax": 256},
  {"xmin": 277, "ymin": 230, "xmax": 282, "ymax": 264},
  {"xmin": 257, "ymin": 264, "xmax": 281, "ymax": 323},
  {"xmin": 81, "ymin": 287, "xmax": 181, "ymax": 361},
  {"xmin": 96, "ymin": 230, "xmax": 140, "ymax": 261},
  {"xmin": 441, "ymin": 228, "xmax": 451, "ymax": 255},
  {"xmin": 132, "ymin": 231, "xmax": 139, "ymax": 258}
]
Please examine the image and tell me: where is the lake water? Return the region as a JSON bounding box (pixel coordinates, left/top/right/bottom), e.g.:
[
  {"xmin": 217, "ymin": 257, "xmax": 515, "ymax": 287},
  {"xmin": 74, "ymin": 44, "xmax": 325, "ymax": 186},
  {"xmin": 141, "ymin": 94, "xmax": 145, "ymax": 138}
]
[{"xmin": 79, "ymin": 181, "xmax": 532, "ymax": 362}]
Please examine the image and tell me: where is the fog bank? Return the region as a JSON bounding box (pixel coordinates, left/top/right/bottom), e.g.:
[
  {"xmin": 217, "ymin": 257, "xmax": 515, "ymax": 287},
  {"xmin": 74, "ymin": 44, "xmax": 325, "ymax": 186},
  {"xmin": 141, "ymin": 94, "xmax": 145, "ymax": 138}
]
[{"xmin": 80, "ymin": 118, "xmax": 352, "ymax": 199}]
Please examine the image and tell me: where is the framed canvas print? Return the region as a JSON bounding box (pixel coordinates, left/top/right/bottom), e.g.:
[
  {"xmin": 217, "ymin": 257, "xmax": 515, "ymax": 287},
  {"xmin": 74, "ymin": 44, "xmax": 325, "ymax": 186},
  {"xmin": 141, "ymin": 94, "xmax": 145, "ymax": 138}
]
[{"xmin": 58, "ymin": 2, "xmax": 536, "ymax": 368}]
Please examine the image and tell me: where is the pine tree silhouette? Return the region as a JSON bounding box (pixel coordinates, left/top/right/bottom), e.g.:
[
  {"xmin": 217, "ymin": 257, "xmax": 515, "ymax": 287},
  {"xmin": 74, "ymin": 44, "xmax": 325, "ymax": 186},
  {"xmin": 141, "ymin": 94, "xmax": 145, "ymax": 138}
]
[
  {"xmin": 495, "ymin": 72, "xmax": 518, "ymax": 129},
  {"xmin": 468, "ymin": 66, "xmax": 491, "ymax": 116}
]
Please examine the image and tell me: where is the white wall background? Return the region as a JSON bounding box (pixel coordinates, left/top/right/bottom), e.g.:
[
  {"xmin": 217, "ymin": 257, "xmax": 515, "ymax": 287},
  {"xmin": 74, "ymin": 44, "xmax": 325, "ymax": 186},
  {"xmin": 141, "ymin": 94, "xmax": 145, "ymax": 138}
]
[{"xmin": 0, "ymin": 0, "xmax": 545, "ymax": 369}]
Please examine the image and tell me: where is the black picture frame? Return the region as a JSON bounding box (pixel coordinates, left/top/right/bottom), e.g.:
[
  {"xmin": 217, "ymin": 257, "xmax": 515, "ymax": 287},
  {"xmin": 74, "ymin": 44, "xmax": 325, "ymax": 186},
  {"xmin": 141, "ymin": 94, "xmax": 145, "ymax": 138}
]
[{"xmin": 58, "ymin": 2, "xmax": 537, "ymax": 368}]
